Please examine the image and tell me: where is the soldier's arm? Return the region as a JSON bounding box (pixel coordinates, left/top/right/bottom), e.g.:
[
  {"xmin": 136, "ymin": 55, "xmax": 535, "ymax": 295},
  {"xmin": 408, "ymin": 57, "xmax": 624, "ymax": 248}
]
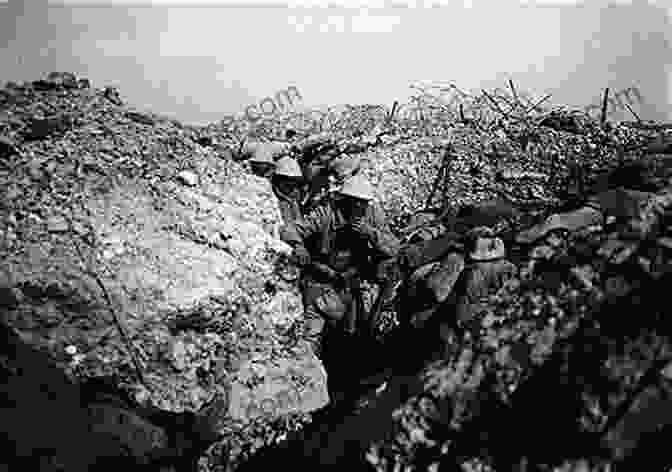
[
  {"xmin": 366, "ymin": 203, "xmax": 401, "ymax": 258},
  {"xmin": 280, "ymin": 205, "xmax": 330, "ymax": 248}
]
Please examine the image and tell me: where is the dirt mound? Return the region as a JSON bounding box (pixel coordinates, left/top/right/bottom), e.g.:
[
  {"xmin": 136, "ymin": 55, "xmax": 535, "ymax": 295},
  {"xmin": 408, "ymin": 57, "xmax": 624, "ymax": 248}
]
[
  {"xmin": 217, "ymin": 84, "xmax": 672, "ymax": 471},
  {"xmin": 0, "ymin": 73, "xmax": 328, "ymax": 469}
]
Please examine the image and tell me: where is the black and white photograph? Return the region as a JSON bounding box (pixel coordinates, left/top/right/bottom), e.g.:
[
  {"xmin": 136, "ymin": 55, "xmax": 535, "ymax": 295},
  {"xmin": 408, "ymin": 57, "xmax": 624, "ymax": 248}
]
[{"xmin": 2, "ymin": 0, "xmax": 672, "ymax": 470}]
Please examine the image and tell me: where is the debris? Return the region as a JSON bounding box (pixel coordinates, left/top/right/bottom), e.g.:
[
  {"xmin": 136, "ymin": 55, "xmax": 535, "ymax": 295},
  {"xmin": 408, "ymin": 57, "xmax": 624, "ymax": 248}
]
[
  {"xmin": 125, "ymin": 111, "xmax": 155, "ymax": 126},
  {"xmin": 0, "ymin": 136, "xmax": 18, "ymax": 159},
  {"xmin": 177, "ymin": 170, "xmax": 199, "ymax": 187},
  {"xmin": 47, "ymin": 215, "xmax": 69, "ymax": 233}
]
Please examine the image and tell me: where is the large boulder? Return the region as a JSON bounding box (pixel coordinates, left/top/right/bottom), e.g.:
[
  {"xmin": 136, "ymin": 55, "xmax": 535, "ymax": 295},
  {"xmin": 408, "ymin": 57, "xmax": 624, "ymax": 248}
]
[
  {"xmin": 229, "ymin": 354, "xmax": 329, "ymax": 423},
  {"xmin": 0, "ymin": 322, "xmax": 224, "ymax": 471},
  {"xmin": 0, "ymin": 80, "xmax": 331, "ymax": 467}
]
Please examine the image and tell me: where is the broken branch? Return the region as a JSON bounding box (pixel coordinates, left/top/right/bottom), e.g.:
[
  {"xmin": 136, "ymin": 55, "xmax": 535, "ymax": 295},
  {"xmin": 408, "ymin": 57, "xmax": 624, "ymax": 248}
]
[
  {"xmin": 481, "ymin": 89, "xmax": 511, "ymax": 119},
  {"xmin": 600, "ymin": 88, "xmax": 610, "ymax": 126}
]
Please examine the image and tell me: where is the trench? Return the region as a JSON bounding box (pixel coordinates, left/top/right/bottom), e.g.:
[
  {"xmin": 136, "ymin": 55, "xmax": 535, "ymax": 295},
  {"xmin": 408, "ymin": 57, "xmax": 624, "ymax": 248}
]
[{"xmin": 233, "ymin": 306, "xmax": 457, "ymax": 471}]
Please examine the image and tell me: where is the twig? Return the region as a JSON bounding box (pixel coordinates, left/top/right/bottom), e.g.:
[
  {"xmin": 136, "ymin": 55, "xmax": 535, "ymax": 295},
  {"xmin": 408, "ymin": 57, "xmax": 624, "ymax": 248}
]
[
  {"xmin": 523, "ymin": 93, "xmax": 552, "ymax": 115},
  {"xmin": 508, "ymin": 79, "xmax": 520, "ymax": 109},
  {"xmin": 623, "ymin": 102, "xmax": 641, "ymax": 123},
  {"xmin": 481, "ymin": 89, "xmax": 511, "ymax": 119},
  {"xmin": 387, "ymin": 100, "xmax": 399, "ymax": 124},
  {"xmin": 67, "ymin": 216, "xmax": 149, "ymax": 388},
  {"xmin": 424, "ymin": 148, "xmax": 452, "ymax": 210},
  {"xmin": 599, "ymin": 339, "xmax": 670, "ymax": 440},
  {"xmin": 600, "ymin": 88, "xmax": 610, "ymax": 126}
]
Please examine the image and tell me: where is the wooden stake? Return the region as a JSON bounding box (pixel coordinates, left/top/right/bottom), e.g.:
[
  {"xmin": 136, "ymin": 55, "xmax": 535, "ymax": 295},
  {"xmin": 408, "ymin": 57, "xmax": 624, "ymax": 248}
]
[
  {"xmin": 624, "ymin": 102, "xmax": 642, "ymax": 123},
  {"xmin": 508, "ymin": 79, "xmax": 520, "ymax": 108},
  {"xmin": 600, "ymin": 87, "xmax": 610, "ymax": 126},
  {"xmin": 388, "ymin": 100, "xmax": 399, "ymax": 123},
  {"xmin": 523, "ymin": 93, "xmax": 552, "ymax": 115},
  {"xmin": 481, "ymin": 89, "xmax": 511, "ymax": 119}
]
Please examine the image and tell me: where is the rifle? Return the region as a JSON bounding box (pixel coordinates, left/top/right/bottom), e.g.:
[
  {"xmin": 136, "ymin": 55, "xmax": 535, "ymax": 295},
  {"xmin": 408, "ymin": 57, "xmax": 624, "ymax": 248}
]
[
  {"xmin": 367, "ymin": 274, "xmax": 402, "ymax": 339},
  {"xmin": 344, "ymin": 273, "xmax": 363, "ymax": 336}
]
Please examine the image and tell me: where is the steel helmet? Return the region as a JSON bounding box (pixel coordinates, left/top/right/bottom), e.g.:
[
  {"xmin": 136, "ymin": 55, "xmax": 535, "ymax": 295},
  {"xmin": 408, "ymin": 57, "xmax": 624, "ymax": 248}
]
[
  {"xmin": 466, "ymin": 226, "xmax": 505, "ymax": 261},
  {"xmin": 274, "ymin": 156, "xmax": 303, "ymax": 178},
  {"xmin": 269, "ymin": 141, "xmax": 291, "ymax": 159},
  {"xmin": 329, "ymin": 155, "xmax": 361, "ymax": 181},
  {"xmin": 338, "ymin": 174, "xmax": 375, "ymax": 201},
  {"xmin": 249, "ymin": 143, "xmax": 275, "ymax": 164}
]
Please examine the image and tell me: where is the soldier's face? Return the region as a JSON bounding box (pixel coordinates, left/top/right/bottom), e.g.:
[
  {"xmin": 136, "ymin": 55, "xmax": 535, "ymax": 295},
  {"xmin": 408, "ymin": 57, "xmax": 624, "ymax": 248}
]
[
  {"xmin": 338, "ymin": 195, "xmax": 368, "ymax": 221},
  {"xmin": 273, "ymin": 176, "xmax": 303, "ymax": 195},
  {"xmin": 250, "ymin": 162, "xmax": 275, "ymax": 178}
]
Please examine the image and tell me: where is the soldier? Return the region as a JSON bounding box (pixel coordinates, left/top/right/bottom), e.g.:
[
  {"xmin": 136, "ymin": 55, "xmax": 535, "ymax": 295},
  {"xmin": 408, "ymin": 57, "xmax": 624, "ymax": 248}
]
[
  {"xmin": 281, "ymin": 174, "xmax": 399, "ymax": 404},
  {"xmin": 284, "ymin": 125, "xmax": 298, "ymax": 141},
  {"xmin": 248, "ymin": 142, "xmax": 276, "ymax": 179},
  {"xmin": 272, "ymin": 156, "xmax": 306, "ymax": 226},
  {"xmin": 303, "ymin": 153, "xmax": 363, "ymax": 213}
]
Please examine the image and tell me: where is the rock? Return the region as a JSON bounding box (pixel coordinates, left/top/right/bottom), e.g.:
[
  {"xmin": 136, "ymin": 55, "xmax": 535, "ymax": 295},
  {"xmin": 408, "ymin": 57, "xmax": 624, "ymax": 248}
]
[
  {"xmin": 229, "ymin": 354, "xmax": 329, "ymax": 423},
  {"xmin": 454, "ymin": 199, "xmax": 521, "ymax": 231},
  {"xmin": 425, "ymin": 252, "xmax": 466, "ymax": 303},
  {"xmin": 539, "ymin": 113, "xmax": 582, "ymax": 134},
  {"xmin": 24, "ymin": 114, "xmax": 75, "ymax": 140},
  {"xmin": 0, "ymin": 322, "xmax": 223, "ymax": 471},
  {"xmin": 0, "ymin": 136, "xmax": 18, "ymax": 159},
  {"xmin": 516, "ymin": 207, "xmax": 603, "ymax": 244},
  {"xmin": 125, "ymin": 111, "xmax": 155, "ymax": 126},
  {"xmin": 32, "ymin": 73, "xmax": 79, "ymax": 91},
  {"xmin": 466, "ymin": 226, "xmax": 506, "ymax": 262},
  {"xmin": 602, "ymin": 384, "xmax": 672, "ymax": 462},
  {"xmin": 403, "ymin": 211, "xmax": 446, "ymax": 243},
  {"xmin": 47, "ymin": 71, "xmax": 78, "ymax": 88},
  {"xmin": 604, "ymin": 276, "xmax": 632, "ymax": 299},
  {"xmin": 497, "ymin": 168, "xmax": 547, "ymax": 181},
  {"xmin": 0, "ymin": 285, "xmax": 21, "ymax": 308},
  {"xmin": 196, "ymin": 136, "xmax": 214, "ymax": 147},
  {"xmin": 598, "ymin": 238, "xmax": 639, "ymax": 264},
  {"xmin": 103, "ymin": 86, "xmax": 123, "ymax": 106},
  {"xmin": 44, "ymin": 280, "xmax": 73, "ymax": 299},
  {"xmin": 177, "ymin": 170, "xmax": 199, "ymax": 187},
  {"xmin": 170, "ymin": 339, "xmax": 190, "ymax": 371},
  {"xmin": 47, "ymin": 215, "xmax": 69, "ymax": 233},
  {"xmin": 530, "ymin": 244, "xmax": 555, "ymax": 260},
  {"xmin": 455, "ymin": 259, "xmax": 517, "ymax": 324},
  {"xmin": 545, "ymin": 232, "xmax": 565, "ymax": 248},
  {"xmin": 656, "ymin": 236, "xmax": 672, "ymax": 250},
  {"xmin": 587, "ymin": 187, "xmax": 656, "ymax": 221},
  {"xmin": 611, "ymin": 242, "xmax": 640, "ymax": 265},
  {"xmin": 569, "ymin": 265, "xmax": 596, "ymax": 291}
]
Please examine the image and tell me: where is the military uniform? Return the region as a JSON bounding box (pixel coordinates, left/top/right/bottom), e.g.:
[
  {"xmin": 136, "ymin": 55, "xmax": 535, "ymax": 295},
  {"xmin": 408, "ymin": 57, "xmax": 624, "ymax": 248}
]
[
  {"xmin": 271, "ymin": 156, "xmax": 305, "ymax": 226},
  {"xmin": 282, "ymin": 176, "xmax": 399, "ymax": 402}
]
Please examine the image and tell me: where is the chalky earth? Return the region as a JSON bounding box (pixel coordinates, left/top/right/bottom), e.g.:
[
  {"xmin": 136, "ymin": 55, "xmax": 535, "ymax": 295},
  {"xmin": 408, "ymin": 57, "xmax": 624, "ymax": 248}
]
[{"xmin": 2, "ymin": 73, "xmax": 672, "ymax": 471}]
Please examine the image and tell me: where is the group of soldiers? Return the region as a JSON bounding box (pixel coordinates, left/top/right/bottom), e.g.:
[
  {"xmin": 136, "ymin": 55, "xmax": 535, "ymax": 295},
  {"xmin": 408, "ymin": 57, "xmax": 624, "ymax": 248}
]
[
  {"xmin": 244, "ymin": 126, "xmax": 523, "ymax": 406},
  {"xmin": 245, "ymin": 126, "xmax": 403, "ymax": 403}
]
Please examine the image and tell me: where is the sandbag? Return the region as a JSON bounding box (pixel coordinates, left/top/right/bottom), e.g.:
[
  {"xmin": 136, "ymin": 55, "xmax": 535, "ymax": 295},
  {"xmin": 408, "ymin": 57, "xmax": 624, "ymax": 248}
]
[
  {"xmin": 425, "ymin": 252, "xmax": 466, "ymax": 303},
  {"xmin": 405, "ymin": 252, "xmax": 465, "ymax": 306}
]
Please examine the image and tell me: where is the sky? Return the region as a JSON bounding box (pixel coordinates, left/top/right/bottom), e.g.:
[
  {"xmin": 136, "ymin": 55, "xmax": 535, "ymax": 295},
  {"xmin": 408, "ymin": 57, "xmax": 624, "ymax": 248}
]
[{"xmin": 1, "ymin": 0, "xmax": 671, "ymax": 125}]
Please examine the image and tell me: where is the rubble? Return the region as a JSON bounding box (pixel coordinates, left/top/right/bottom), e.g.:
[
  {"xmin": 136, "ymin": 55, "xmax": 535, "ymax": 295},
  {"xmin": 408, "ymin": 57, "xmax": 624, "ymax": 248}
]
[
  {"xmin": 214, "ymin": 81, "xmax": 672, "ymax": 472},
  {"xmin": 0, "ymin": 72, "xmax": 324, "ymax": 470},
  {"xmin": 4, "ymin": 71, "xmax": 672, "ymax": 472}
]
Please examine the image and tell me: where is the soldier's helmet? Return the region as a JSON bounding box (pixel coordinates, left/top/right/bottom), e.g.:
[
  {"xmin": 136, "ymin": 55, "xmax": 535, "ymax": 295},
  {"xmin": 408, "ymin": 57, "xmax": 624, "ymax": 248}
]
[
  {"xmin": 249, "ymin": 143, "xmax": 275, "ymax": 164},
  {"xmin": 274, "ymin": 156, "xmax": 304, "ymax": 179},
  {"xmin": 284, "ymin": 125, "xmax": 298, "ymax": 140},
  {"xmin": 338, "ymin": 174, "xmax": 375, "ymax": 201},
  {"xmin": 329, "ymin": 155, "xmax": 361, "ymax": 182},
  {"xmin": 466, "ymin": 226, "xmax": 506, "ymax": 261}
]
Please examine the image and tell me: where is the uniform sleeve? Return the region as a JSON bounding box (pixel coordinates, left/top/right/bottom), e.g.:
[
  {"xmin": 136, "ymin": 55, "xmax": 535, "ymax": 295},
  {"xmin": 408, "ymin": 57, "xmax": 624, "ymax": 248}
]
[
  {"xmin": 366, "ymin": 203, "xmax": 400, "ymax": 258},
  {"xmin": 280, "ymin": 205, "xmax": 331, "ymax": 248}
]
